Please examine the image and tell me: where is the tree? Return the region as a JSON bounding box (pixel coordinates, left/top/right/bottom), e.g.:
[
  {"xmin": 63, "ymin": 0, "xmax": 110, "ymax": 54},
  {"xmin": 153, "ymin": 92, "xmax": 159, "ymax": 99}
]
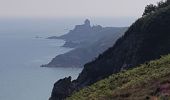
[
  {"xmin": 143, "ymin": 4, "xmax": 157, "ymax": 16},
  {"xmin": 157, "ymin": 0, "xmax": 170, "ymax": 9},
  {"xmin": 166, "ymin": 0, "xmax": 170, "ymax": 5},
  {"xmin": 157, "ymin": 0, "xmax": 168, "ymax": 8}
]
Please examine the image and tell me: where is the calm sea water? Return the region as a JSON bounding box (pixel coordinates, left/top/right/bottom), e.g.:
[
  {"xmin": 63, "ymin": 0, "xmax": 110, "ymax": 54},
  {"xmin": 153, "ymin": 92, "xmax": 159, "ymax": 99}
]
[
  {"xmin": 0, "ymin": 18, "xmax": 135, "ymax": 100},
  {"xmin": 0, "ymin": 32, "xmax": 82, "ymax": 100}
]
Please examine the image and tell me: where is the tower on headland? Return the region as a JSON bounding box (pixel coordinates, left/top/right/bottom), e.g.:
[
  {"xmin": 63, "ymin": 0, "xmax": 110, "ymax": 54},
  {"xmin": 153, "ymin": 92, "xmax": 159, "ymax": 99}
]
[{"xmin": 84, "ymin": 19, "xmax": 91, "ymax": 26}]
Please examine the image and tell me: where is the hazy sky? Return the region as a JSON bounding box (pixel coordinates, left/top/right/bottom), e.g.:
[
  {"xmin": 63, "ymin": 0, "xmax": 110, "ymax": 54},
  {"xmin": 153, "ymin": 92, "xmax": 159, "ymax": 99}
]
[{"xmin": 0, "ymin": 0, "xmax": 162, "ymax": 18}]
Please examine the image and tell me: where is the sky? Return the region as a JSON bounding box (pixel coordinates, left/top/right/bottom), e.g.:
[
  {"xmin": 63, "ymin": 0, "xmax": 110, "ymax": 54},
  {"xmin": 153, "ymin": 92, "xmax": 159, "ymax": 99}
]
[{"xmin": 0, "ymin": 0, "xmax": 162, "ymax": 19}]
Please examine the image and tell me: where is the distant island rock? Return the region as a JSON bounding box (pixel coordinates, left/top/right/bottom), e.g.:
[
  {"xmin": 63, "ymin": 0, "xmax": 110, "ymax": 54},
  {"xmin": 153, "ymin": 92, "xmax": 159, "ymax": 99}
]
[{"xmin": 47, "ymin": 36, "xmax": 58, "ymax": 39}]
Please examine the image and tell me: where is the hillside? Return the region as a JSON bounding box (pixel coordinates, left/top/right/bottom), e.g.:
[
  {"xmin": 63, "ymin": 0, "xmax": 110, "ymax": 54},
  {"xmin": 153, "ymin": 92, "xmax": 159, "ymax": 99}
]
[
  {"xmin": 68, "ymin": 54, "xmax": 170, "ymax": 100},
  {"xmin": 44, "ymin": 19, "xmax": 127, "ymax": 68},
  {"xmin": 50, "ymin": 1, "xmax": 170, "ymax": 100},
  {"xmin": 75, "ymin": 2, "xmax": 170, "ymax": 87},
  {"xmin": 43, "ymin": 27, "xmax": 126, "ymax": 68}
]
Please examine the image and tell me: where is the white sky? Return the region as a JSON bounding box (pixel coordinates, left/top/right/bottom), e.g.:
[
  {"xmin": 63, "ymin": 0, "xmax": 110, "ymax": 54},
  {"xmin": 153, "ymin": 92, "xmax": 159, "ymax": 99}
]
[{"xmin": 0, "ymin": 0, "xmax": 162, "ymax": 18}]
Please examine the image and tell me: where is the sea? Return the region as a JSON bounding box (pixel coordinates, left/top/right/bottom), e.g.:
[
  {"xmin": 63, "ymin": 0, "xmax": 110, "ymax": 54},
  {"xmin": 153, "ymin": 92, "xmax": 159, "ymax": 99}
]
[{"xmin": 0, "ymin": 18, "xmax": 135, "ymax": 100}]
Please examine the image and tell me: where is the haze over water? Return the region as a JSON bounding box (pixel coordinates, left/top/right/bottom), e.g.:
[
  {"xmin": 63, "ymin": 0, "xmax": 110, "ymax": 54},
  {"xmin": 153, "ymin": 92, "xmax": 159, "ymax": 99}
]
[
  {"xmin": 0, "ymin": 19, "xmax": 84, "ymax": 100},
  {"xmin": 0, "ymin": 18, "xmax": 136, "ymax": 100}
]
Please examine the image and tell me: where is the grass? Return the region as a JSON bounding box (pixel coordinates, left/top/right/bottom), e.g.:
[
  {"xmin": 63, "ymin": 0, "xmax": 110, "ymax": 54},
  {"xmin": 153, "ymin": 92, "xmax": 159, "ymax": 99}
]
[{"xmin": 67, "ymin": 54, "xmax": 170, "ymax": 100}]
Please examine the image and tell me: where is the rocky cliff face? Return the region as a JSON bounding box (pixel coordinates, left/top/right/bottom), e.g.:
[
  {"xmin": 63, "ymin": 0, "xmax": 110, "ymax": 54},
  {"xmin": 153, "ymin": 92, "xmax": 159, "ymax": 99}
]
[
  {"xmin": 50, "ymin": 3, "xmax": 170, "ymax": 100},
  {"xmin": 49, "ymin": 77, "xmax": 73, "ymax": 100}
]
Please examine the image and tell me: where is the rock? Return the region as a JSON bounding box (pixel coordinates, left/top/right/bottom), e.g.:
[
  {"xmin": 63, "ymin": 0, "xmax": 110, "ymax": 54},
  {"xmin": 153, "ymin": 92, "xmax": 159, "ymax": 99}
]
[{"xmin": 49, "ymin": 76, "xmax": 73, "ymax": 100}]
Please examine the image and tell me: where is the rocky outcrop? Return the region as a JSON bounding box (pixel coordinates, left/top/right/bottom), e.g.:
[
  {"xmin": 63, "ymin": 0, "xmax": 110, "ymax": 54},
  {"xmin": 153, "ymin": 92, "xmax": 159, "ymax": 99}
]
[{"xmin": 49, "ymin": 77, "xmax": 73, "ymax": 100}]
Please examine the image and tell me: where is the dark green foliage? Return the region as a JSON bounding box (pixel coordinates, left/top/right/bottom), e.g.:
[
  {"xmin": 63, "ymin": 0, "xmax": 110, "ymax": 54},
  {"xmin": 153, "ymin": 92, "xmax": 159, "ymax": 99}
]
[
  {"xmin": 143, "ymin": 4, "xmax": 156, "ymax": 16},
  {"xmin": 157, "ymin": 0, "xmax": 170, "ymax": 9},
  {"xmin": 143, "ymin": 0, "xmax": 170, "ymax": 16}
]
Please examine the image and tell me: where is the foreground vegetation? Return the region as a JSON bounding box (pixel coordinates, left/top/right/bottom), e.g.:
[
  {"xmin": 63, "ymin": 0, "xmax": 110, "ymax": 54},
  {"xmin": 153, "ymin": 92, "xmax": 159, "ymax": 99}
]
[{"xmin": 68, "ymin": 54, "xmax": 170, "ymax": 100}]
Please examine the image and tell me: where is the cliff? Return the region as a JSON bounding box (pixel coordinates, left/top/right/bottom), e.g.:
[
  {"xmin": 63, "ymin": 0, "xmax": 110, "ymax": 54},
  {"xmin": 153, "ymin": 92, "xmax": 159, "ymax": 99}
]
[
  {"xmin": 50, "ymin": 1, "xmax": 170, "ymax": 100},
  {"xmin": 44, "ymin": 20, "xmax": 127, "ymax": 68}
]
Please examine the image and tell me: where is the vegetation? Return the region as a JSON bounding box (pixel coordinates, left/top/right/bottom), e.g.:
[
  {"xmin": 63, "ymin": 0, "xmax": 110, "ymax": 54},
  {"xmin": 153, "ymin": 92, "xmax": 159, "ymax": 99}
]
[
  {"xmin": 143, "ymin": 0, "xmax": 170, "ymax": 16},
  {"xmin": 143, "ymin": 4, "xmax": 157, "ymax": 16},
  {"xmin": 68, "ymin": 54, "xmax": 170, "ymax": 100}
]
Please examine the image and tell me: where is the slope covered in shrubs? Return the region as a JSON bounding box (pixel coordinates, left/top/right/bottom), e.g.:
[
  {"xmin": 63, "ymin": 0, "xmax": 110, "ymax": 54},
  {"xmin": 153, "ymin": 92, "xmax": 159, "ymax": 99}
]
[{"xmin": 68, "ymin": 54, "xmax": 170, "ymax": 100}]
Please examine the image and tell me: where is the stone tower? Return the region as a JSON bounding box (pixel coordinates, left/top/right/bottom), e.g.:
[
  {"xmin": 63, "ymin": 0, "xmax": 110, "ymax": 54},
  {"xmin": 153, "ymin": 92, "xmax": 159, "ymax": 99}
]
[{"xmin": 84, "ymin": 19, "xmax": 90, "ymax": 26}]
